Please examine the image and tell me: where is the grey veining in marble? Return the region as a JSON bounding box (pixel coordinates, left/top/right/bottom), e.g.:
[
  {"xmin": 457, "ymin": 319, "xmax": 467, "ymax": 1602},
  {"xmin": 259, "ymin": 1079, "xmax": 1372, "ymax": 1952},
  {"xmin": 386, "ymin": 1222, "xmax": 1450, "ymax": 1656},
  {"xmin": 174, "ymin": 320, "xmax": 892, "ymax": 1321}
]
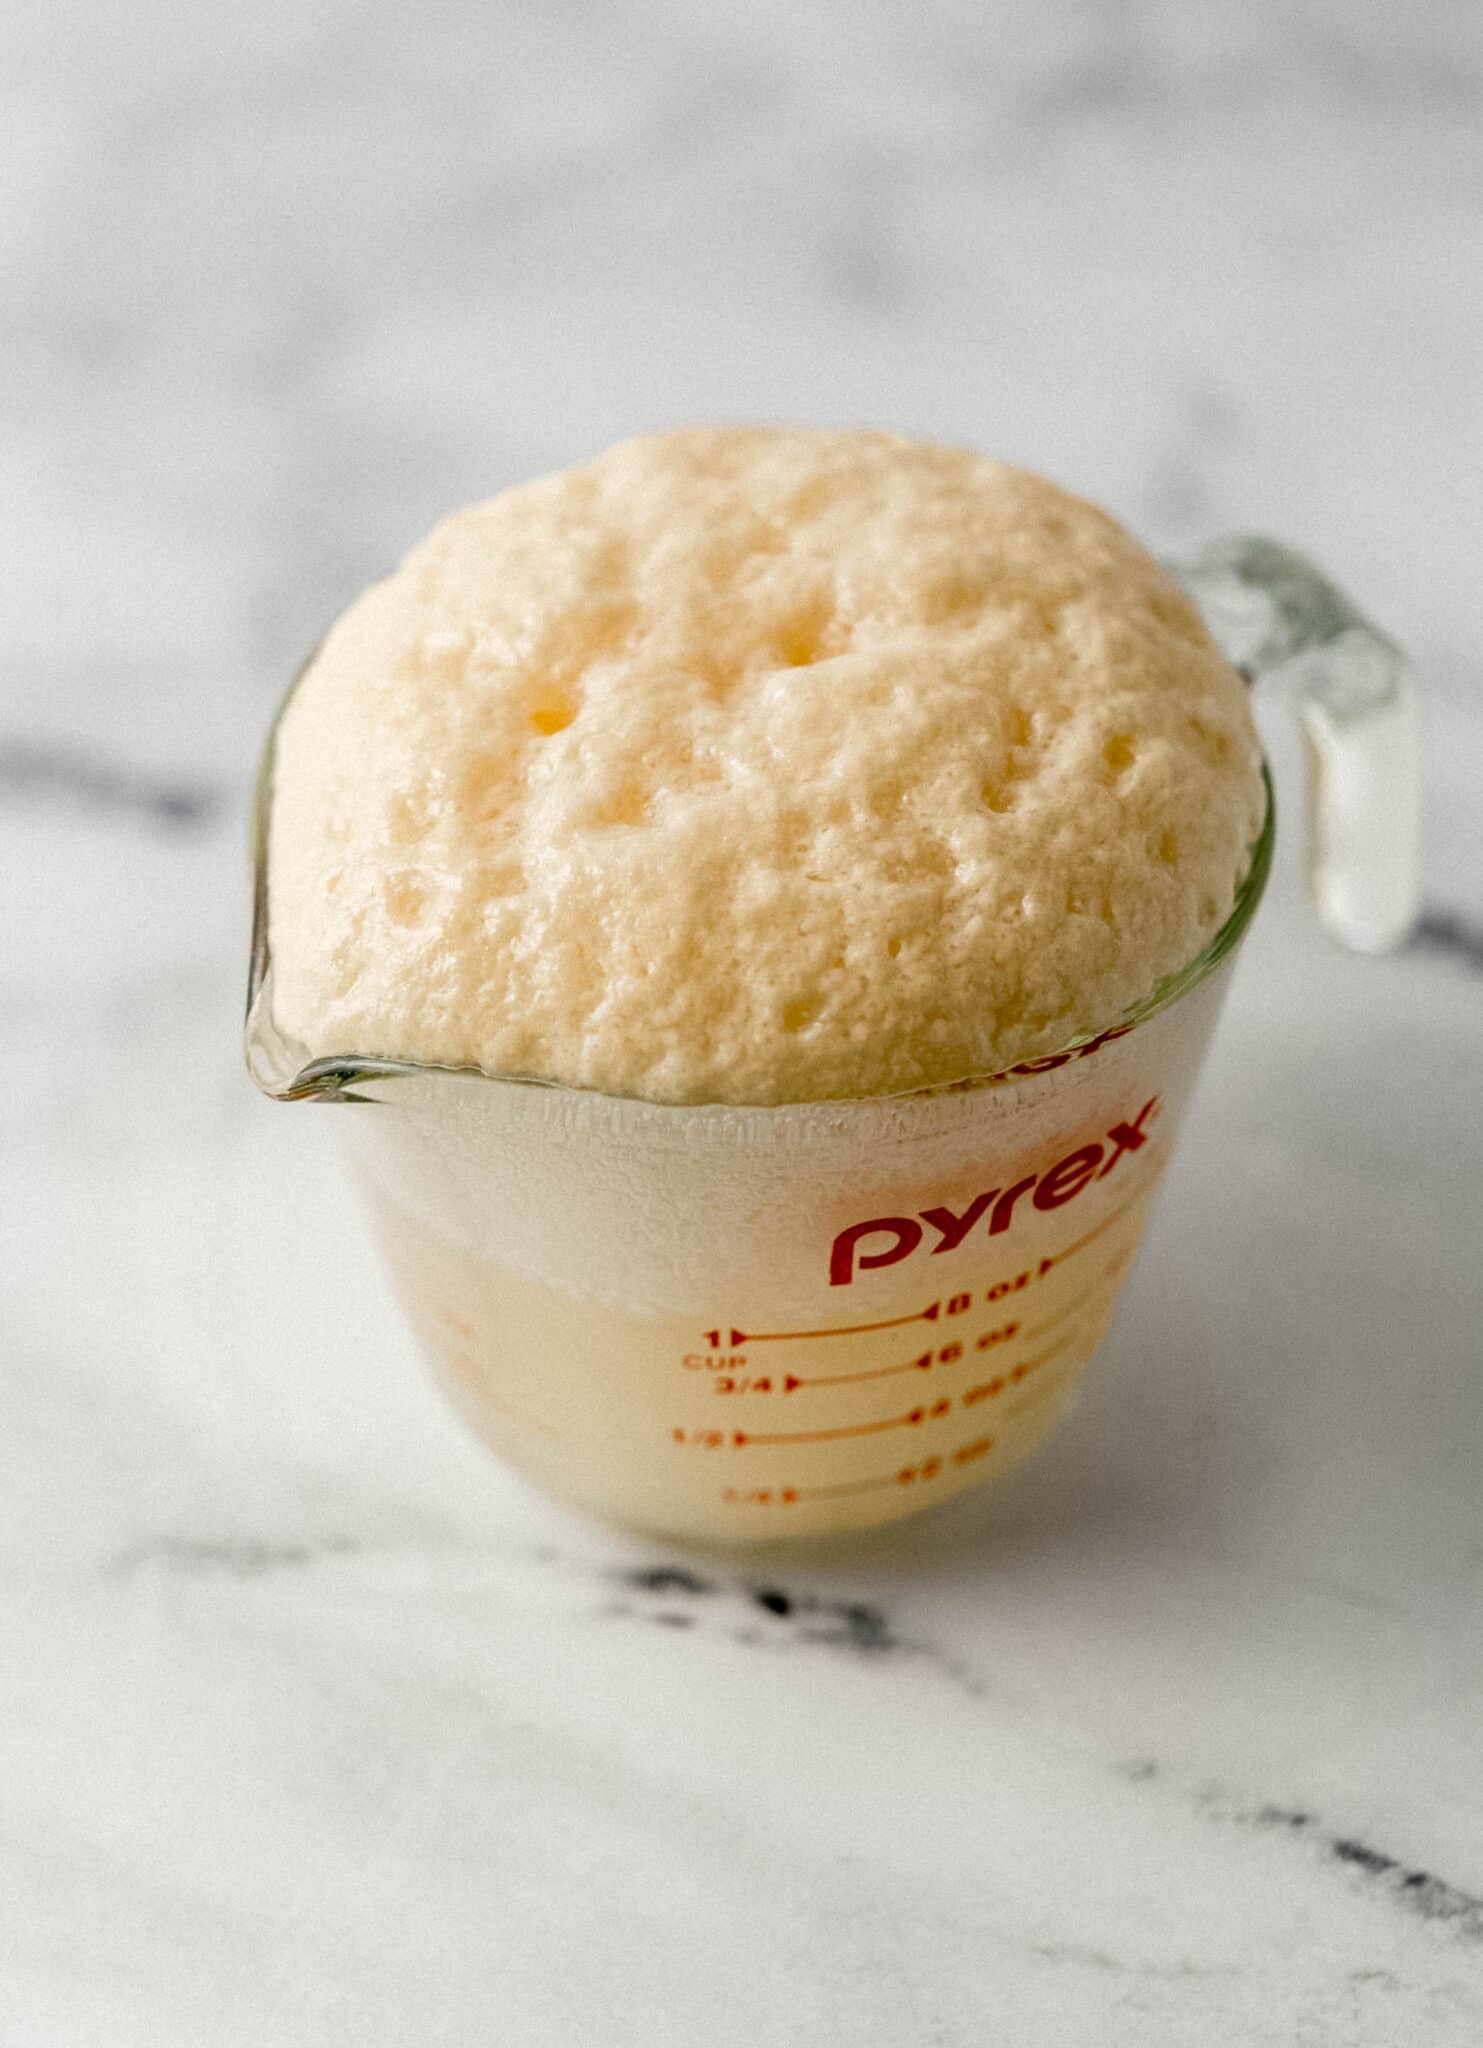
[{"xmin": 3, "ymin": 3, "xmax": 1482, "ymax": 2043}]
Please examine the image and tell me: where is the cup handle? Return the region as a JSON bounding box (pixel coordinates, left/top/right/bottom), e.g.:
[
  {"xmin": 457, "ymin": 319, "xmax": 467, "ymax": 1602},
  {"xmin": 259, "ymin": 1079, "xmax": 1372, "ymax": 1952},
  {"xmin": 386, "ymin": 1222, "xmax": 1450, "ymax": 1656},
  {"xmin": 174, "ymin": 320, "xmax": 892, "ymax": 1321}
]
[{"xmin": 1169, "ymin": 535, "xmax": 1422, "ymax": 954}]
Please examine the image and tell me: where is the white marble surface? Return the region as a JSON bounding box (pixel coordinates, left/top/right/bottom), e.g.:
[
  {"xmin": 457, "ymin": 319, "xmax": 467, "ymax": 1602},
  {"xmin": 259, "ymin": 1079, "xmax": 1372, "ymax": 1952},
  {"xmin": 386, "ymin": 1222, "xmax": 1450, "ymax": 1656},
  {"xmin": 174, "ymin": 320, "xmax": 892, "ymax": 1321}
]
[{"xmin": 4, "ymin": 4, "xmax": 1482, "ymax": 2041}]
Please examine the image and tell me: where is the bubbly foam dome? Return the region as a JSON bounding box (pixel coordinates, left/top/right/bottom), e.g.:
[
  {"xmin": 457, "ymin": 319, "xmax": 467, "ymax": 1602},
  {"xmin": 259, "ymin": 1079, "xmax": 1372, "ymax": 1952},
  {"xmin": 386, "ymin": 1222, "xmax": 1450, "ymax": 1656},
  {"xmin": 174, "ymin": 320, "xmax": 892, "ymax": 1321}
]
[{"xmin": 267, "ymin": 428, "xmax": 1264, "ymax": 1104}]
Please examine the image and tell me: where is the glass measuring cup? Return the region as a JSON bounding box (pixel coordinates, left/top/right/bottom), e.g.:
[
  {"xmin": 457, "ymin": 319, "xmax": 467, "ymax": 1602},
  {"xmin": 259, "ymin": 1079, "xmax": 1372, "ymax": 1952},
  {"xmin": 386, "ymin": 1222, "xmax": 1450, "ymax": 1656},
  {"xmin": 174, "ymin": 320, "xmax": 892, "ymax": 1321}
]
[{"xmin": 245, "ymin": 538, "xmax": 1420, "ymax": 1544}]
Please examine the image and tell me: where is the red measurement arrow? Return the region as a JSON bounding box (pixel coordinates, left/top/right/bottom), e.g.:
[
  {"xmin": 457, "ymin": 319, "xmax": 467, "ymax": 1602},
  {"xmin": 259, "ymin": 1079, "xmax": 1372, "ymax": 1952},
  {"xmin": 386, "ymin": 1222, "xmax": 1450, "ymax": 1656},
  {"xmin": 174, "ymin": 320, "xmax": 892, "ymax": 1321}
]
[
  {"xmin": 782, "ymin": 1351, "xmax": 934, "ymax": 1392},
  {"xmin": 729, "ymin": 1302, "xmax": 940, "ymax": 1346},
  {"xmin": 734, "ymin": 1398, "xmax": 952, "ymax": 1447}
]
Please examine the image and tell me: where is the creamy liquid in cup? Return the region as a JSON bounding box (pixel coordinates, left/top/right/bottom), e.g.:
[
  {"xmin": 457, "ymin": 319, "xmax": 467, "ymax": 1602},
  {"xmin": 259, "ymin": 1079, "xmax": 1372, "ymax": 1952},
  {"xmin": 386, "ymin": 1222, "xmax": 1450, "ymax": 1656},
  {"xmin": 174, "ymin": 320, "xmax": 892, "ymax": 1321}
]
[{"xmin": 264, "ymin": 428, "xmax": 1266, "ymax": 1539}]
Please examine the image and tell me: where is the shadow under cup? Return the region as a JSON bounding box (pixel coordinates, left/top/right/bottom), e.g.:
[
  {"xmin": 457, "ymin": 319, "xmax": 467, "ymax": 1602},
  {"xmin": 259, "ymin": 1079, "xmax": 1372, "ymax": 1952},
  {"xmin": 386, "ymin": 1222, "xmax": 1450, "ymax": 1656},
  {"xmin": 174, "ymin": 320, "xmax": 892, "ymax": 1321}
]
[{"xmin": 247, "ymin": 745, "xmax": 1274, "ymax": 1546}]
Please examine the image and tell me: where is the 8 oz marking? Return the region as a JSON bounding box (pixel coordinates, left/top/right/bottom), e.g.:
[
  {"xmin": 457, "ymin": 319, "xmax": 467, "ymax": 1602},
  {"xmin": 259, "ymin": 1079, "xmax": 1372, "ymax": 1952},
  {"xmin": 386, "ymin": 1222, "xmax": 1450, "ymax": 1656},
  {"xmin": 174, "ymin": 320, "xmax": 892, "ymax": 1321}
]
[{"xmin": 696, "ymin": 1188, "xmax": 1143, "ymax": 1361}]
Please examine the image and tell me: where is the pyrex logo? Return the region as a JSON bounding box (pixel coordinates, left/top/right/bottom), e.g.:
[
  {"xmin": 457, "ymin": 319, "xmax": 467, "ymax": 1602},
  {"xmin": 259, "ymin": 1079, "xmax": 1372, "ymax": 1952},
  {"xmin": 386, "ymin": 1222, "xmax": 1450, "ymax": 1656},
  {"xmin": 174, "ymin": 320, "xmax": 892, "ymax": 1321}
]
[{"xmin": 828, "ymin": 1097, "xmax": 1160, "ymax": 1286}]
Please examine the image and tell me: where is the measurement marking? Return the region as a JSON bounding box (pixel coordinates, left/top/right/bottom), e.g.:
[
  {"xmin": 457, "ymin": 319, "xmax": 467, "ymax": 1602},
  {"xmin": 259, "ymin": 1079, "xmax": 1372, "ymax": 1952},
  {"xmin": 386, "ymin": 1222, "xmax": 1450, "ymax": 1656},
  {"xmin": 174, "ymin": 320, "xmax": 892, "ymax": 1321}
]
[
  {"xmin": 782, "ymin": 1350, "xmax": 934, "ymax": 1392},
  {"xmin": 1020, "ymin": 1262, "xmax": 1122, "ymax": 1343},
  {"xmin": 1004, "ymin": 1367, "xmax": 1073, "ymax": 1421},
  {"xmin": 793, "ymin": 1435, "xmax": 994, "ymax": 1500},
  {"xmin": 793, "ymin": 1472, "xmax": 909, "ymax": 1501},
  {"xmin": 737, "ymin": 1398, "xmax": 953, "ymax": 1447},
  {"xmin": 1021, "ymin": 1332, "xmax": 1078, "ymax": 1374},
  {"xmin": 1038, "ymin": 1181, "xmax": 1151, "ymax": 1274},
  {"xmin": 962, "ymin": 1332, "xmax": 1078, "ymax": 1406},
  {"xmin": 728, "ymin": 1302, "xmax": 941, "ymax": 1346}
]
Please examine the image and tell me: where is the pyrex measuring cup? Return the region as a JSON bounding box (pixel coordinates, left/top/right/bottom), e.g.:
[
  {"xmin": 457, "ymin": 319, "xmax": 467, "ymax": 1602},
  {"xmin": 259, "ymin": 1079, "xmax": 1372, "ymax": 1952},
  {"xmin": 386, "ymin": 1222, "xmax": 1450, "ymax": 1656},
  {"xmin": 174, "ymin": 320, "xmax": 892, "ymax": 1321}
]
[{"xmin": 246, "ymin": 538, "xmax": 1419, "ymax": 1543}]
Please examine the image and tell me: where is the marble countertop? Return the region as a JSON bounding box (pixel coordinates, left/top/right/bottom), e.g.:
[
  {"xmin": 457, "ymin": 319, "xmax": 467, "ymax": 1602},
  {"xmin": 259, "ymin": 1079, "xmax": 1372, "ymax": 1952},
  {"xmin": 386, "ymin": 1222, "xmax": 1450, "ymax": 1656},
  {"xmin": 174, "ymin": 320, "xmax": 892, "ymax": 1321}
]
[{"xmin": 4, "ymin": 4, "xmax": 1481, "ymax": 2041}]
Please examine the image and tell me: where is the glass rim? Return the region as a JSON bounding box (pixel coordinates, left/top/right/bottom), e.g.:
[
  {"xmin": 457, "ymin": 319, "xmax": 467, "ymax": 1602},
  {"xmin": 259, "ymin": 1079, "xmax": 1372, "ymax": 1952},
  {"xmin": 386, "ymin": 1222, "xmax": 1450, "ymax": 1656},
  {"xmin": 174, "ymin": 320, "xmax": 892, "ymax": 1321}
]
[{"xmin": 246, "ymin": 657, "xmax": 1275, "ymax": 1108}]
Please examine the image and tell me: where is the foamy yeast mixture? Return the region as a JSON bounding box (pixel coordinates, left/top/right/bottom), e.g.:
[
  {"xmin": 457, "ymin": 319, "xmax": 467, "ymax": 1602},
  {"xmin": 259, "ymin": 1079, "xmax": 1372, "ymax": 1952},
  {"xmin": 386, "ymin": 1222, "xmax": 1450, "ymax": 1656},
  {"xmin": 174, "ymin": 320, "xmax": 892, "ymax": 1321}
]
[{"xmin": 267, "ymin": 428, "xmax": 1264, "ymax": 1104}]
